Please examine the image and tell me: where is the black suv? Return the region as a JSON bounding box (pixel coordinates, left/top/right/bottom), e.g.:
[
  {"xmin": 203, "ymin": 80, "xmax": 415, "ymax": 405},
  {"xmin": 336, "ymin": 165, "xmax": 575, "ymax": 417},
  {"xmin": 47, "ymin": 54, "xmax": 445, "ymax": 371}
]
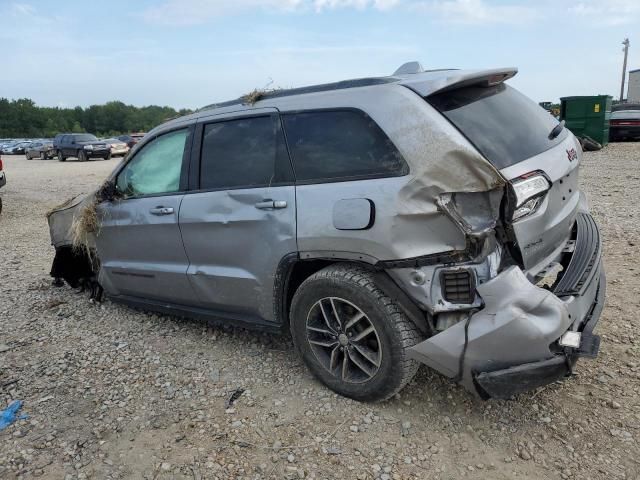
[{"xmin": 53, "ymin": 134, "xmax": 111, "ymax": 162}]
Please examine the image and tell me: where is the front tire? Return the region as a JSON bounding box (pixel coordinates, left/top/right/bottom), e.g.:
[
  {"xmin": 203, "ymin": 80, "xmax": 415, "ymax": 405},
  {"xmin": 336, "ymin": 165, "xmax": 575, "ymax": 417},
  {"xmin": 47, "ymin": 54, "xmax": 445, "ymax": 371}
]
[
  {"xmin": 57, "ymin": 150, "xmax": 66, "ymax": 162},
  {"xmin": 290, "ymin": 264, "xmax": 423, "ymax": 402},
  {"xmin": 78, "ymin": 150, "xmax": 87, "ymax": 162},
  {"xmin": 104, "ymin": 152, "xmax": 112, "ymax": 160}
]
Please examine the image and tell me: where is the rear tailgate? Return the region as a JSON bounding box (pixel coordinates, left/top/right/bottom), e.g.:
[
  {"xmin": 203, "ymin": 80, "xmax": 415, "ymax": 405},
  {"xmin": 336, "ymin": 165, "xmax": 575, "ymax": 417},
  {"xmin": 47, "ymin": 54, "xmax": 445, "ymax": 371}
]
[
  {"xmin": 425, "ymin": 80, "xmax": 581, "ymax": 274},
  {"xmin": 500, "ymin": 136, "xmax": 582, "ymax": 273}
]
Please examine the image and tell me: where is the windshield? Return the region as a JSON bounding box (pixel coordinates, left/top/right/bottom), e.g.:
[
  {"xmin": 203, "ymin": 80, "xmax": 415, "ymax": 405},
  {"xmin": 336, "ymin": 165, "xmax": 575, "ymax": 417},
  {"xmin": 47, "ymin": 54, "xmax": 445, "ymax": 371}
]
[
  {"xmin": 74, "ymin": 134, "xmax": 98, "ymax": 142},
  {"xmin": 428, "ymin": 84, "xmax": 568, "ymax": 169}
]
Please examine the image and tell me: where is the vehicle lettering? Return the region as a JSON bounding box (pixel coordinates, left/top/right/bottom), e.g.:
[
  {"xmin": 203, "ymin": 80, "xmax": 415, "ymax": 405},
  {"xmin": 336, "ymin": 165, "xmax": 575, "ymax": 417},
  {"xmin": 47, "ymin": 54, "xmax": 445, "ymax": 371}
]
[{"xmin": 566, "ymin": 148, "xmax": 578, "ymax": 162}]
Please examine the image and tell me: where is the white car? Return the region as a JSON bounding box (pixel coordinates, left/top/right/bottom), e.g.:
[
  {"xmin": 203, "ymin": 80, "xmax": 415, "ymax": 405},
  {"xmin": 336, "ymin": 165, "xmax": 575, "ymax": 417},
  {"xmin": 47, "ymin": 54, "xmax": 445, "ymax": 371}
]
[{"xmin": 101, "ymin": 138, "xmax": 130, "ymax": 157}]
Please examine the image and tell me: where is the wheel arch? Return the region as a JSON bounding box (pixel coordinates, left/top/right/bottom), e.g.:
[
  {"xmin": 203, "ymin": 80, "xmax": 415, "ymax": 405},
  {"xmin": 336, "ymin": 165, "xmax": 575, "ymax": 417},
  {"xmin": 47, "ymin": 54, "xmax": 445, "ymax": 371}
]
[{"xmin": 274, "ymin": 254, "xmax": 433, "ymax": 336}]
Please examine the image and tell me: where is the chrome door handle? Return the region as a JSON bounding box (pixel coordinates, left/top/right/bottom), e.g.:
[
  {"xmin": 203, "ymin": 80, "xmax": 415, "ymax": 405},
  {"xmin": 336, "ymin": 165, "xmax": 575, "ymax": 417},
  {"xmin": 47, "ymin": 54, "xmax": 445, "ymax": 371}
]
[
  {"xmin": 255, "ymin": 200, "xmax": 287, "ymax": 210},
  {"xmin": 149, "ymin": 206, "xmax": 174, "ymax": 215}
]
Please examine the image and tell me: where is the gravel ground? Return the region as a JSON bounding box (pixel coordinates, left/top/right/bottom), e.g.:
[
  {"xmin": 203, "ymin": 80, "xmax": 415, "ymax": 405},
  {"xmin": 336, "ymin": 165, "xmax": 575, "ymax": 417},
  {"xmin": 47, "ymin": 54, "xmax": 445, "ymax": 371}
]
[{"xmin": 0, "ymin": 144, "xmax": 639, "ymax": 480}]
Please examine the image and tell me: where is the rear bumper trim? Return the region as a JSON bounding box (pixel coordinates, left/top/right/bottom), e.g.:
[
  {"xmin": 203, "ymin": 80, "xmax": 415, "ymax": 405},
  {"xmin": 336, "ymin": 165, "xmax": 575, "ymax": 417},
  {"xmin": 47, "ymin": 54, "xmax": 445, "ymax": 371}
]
[
  {"xmin": 554, "ymin": 213, "xmax": 601, "ymax": 296},
  {"xmin": 474, "ymin": 356, "xmax": 572, "ymax": 399}
]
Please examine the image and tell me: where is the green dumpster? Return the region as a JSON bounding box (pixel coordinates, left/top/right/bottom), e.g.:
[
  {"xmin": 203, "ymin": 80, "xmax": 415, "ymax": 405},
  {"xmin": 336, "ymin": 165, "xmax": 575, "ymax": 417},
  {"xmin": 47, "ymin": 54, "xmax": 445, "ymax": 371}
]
[{"xmin": 560, "ymin": 95, "xmax": 612, "ymax": 146}]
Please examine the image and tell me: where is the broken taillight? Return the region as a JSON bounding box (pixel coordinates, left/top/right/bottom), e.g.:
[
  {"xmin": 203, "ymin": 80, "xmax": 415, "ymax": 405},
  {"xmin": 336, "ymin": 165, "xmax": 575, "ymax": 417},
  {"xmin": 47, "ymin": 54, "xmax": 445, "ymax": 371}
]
[
  {"xmin": 611, "ymin": 120, "xmax": 640, "ymax": 126},
  {"xmin": 437, "ymin": 189, "xmax": 503, "ymax": 235}
]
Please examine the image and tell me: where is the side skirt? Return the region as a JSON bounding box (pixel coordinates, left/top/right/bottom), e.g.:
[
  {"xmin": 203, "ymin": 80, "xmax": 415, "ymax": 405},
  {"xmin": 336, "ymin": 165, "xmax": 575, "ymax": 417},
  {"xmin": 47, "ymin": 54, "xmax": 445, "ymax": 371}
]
[{"xmin": 109, "ymin": 294, "xmax": 283, "ymax": 334}]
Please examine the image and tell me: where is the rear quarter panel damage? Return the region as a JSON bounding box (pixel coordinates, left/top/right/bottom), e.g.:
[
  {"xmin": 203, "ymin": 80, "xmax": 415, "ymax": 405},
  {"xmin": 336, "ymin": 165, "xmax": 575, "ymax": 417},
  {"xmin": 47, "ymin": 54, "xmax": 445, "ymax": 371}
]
[{"xmin": 270, "ymin": 84, "xmax": 506, "ymax": 262}]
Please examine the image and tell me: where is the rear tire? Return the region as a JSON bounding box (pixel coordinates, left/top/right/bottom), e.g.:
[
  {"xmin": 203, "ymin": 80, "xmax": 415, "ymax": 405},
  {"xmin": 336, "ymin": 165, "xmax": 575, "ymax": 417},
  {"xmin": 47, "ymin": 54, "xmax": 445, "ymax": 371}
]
[
  {"xmin": 104, "ymin": 152, "xmax": 111, "ymax": 160},
  {"xmin": 40, "ymin": 151, "xmax": 45, "ymax": 160},
  {"xmin": 290, "ymin": 264, "xmax": 423, "ymax": 402},
  {"xmin": 57, "ymin": 150, "xmax": 66, "ymax": 162}
]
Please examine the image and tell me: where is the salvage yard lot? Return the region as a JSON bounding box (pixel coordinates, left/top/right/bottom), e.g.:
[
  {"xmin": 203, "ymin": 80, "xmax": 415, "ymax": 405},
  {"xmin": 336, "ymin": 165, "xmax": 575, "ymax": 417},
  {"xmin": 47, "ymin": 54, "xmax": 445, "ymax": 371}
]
[{"xmin": 1, "ymin": 144, "xmax": 639, "ymax": 480}]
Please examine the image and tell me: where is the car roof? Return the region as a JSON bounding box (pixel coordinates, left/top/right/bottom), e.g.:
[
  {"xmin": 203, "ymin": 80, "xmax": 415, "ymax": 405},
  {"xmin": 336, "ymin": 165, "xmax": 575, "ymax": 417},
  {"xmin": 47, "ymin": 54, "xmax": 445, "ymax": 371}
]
[
  {"xmin": 200, "ymin": 66, "xmax": 517, "ymax": 111},
  {"xmin": 151, "ymin": 64, "xmax": 517, "ymax": 135}
]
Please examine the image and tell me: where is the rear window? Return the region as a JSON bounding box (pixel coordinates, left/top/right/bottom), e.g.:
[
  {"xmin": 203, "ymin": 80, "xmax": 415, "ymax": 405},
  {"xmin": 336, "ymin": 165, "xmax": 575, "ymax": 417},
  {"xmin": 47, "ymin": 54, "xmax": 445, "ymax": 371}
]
[
  {"xmin": 611, "ymin": 110, "xmax": 640, "ymax": 119},
  {"xmin": 73, "ymin": 134, "xmax": 98, "ymax": 142},
  {"xmin": 199, "ymin": 115, "xmax": 293, "ymax": 190},
  {"xmin": 282, "ymin": 109, "xmax": 407, "ymax": 183},
  {"xmin": 428, "ymin": 84, "xmax": 567, "ymax": 169}
]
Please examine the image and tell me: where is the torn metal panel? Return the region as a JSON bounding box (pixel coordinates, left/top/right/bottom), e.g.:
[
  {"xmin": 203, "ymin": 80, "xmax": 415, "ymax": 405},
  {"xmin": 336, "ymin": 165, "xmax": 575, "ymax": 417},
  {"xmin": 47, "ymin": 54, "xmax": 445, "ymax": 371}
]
[
  {"xmin": 387, "ymin": 244, "xmax": 501, "ymax": 314},
  {"xmin": 47, "ymin": 181, "xmax": 117, "ymax": 249},
  {"xmin": 47, "ymin": 193, "xmax": 97, "ymax": 249}
]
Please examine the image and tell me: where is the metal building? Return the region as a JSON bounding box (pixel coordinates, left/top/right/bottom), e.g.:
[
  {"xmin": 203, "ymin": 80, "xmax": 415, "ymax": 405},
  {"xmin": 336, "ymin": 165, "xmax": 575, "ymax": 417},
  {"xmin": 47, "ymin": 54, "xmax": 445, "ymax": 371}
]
[{"xmin": 629, "ymin": 68, "xmax": 640, "ymax": 102}]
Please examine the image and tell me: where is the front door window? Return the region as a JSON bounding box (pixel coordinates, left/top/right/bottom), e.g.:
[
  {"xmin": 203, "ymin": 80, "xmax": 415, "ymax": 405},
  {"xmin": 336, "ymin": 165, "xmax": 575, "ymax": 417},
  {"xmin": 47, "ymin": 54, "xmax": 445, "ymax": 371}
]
[{"xmin": 116, "ymin": 129, "xmax": 189, "ymax": 198}]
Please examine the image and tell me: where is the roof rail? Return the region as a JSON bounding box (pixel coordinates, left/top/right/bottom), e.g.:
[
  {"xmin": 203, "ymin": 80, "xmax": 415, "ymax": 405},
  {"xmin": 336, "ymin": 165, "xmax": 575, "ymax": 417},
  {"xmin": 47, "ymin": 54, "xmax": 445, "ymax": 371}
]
[{"xmin": 199, "ymin": 77, "xmax": 397, "ymax": 112}]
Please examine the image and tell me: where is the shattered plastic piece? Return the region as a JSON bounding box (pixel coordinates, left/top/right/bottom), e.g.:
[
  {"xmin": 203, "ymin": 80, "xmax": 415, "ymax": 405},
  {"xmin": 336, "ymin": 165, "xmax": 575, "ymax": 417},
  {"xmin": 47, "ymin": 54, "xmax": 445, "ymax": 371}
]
[
  {"xmin": 0, "ymin": 400, "xmax": 28, "ymax": 431},
  {"xmin": 224, "ymin": 388, "xmax": 245, "ymax": 409}
]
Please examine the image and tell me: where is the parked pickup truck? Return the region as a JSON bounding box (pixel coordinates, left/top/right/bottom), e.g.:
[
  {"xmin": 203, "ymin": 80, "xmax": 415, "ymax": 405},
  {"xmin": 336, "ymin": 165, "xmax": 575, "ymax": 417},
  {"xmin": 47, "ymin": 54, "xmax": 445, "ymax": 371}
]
[{"xmin": 53, "ymin": 134, "xmax": 111, "ymax": 162}]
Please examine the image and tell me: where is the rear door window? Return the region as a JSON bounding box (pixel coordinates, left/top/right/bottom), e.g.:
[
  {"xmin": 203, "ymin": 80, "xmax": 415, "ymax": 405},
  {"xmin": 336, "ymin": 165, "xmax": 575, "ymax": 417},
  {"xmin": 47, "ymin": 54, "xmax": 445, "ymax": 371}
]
[
  {"xmin": 282, "ymin": 109, "xmax": 407, "ymax": 183},
  {"xmin": 199, "ymin": 115, "xmax": 293, "ymax": 190},
  {"xmin": 428, "ymin": 84, "xmax": 568, "ymax": 169}
]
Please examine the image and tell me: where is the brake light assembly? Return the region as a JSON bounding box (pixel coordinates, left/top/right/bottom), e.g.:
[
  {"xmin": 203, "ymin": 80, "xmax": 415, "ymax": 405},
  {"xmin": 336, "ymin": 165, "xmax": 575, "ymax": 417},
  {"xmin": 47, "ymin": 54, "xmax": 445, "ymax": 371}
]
[
  {"xmin": 509, "ymin": 171, "xmax": 551, "ymax": 221},
  {"xmin": 611, "ymin": 120, "xmax": 640, "ymax": 126}
]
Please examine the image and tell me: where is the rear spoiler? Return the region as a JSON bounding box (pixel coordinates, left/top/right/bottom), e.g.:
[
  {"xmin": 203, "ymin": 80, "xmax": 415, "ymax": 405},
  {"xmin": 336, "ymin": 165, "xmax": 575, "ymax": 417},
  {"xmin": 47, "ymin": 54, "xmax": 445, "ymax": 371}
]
[{"xmin": 399, "ymin": 68, "xmax": 518, "ymax": 97}]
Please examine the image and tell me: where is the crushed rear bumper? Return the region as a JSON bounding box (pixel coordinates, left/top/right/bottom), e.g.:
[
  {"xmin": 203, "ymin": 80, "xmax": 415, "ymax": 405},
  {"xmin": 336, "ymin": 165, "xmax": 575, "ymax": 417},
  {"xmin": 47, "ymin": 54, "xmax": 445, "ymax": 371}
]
[
  {"xmin": 474, "ymin": 269, "xmax": 604, "ymax": 398},
  {"xmin": 408, "ymin": 213, "xmax": 605, "ymax": 398}
]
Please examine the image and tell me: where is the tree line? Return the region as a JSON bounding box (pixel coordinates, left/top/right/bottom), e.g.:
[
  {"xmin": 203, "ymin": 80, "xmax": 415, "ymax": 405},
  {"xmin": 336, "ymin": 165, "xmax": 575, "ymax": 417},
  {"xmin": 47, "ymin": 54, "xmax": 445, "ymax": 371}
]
[{"xmin": 0, "ymin": 98, "xmax": 193, "ymax": 138}]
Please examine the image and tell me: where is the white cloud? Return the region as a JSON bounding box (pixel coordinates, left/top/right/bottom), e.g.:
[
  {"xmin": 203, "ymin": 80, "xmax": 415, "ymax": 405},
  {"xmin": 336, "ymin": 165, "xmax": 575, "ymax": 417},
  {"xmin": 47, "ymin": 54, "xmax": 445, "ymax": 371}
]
[
  {"xmin": 11, "ymin": 3, "xmax": 36, "ymax": 16},
  {"xmin": 568, "ymin": 0, "xmax": 640, "ymax": 26},
  {"xmin": 141, "ymin": 0, "xmax": 398, "ymax": 25},
  {"xmin": 414, "ymin": 0, "xmax": 538, "ymax": 25},
  {"xmin": 312, "ymin": 0, "xmax": 400, "ymax": 11},
  {"xmin": 142, "ymin": 0, "xmax": 538, "ymax": 26}
]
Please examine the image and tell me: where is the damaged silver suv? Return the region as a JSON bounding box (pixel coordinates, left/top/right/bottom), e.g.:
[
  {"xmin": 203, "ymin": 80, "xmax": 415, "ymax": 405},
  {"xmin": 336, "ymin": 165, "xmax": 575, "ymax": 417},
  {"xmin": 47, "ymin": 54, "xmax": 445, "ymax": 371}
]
[{"xmin": 47, "ymin": 62, "xmax": 605, "ymax": 401}]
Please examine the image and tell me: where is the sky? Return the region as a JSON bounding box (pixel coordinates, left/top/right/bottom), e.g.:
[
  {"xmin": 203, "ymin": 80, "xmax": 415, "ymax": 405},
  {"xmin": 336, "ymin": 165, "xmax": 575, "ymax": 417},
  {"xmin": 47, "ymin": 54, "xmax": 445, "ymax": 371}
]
[{"xmin": 1, "ymin": 0, "xmax": 639, "ymax": 110}]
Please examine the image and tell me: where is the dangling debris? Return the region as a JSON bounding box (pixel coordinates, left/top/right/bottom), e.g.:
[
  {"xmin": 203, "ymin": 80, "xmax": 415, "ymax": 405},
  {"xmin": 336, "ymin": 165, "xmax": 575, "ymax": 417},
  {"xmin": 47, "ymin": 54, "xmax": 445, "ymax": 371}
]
[
  {"xmin": 242, "ymin": 88, "xmax": 268, "ymax": 106},
  {"xmin": 241, "ymin": 83, "xmax": 284, "ymax": 106},
  {"xmin": 69, "ymin": 198, "xmax": 100, "ymax": 252}
]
